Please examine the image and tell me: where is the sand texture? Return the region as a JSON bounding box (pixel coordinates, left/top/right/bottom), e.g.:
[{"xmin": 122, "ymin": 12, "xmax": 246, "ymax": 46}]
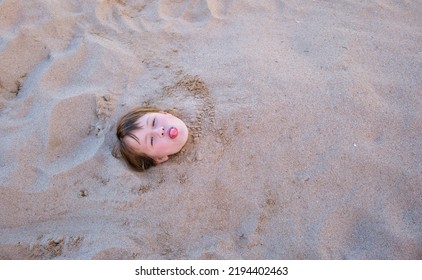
[{"xmin": 0, "ymin": 0, "xmax": 421, "ymax": 259}]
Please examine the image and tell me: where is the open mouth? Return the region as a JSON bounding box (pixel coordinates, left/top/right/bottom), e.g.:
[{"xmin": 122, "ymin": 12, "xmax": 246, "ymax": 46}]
[{"xmin": 168, "ymin": 127, "xmax": 178, "ymax": 139}]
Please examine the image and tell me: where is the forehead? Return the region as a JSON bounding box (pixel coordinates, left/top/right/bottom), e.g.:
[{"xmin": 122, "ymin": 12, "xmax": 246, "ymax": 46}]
[{"xmin": 136, "ymin": 112, "xmax": 152, "ymax": 125}]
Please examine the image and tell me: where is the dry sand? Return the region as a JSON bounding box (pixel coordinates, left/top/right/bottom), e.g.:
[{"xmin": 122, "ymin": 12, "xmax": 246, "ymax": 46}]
[{"xmin": 0, "ymin": 0, "xmax": 421, "ymax": 259}]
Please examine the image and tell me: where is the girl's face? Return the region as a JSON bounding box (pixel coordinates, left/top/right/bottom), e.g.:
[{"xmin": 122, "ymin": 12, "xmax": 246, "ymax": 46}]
[{"xmin": 124, "ymin": 112, "xmax": 189, "ymax": 164}]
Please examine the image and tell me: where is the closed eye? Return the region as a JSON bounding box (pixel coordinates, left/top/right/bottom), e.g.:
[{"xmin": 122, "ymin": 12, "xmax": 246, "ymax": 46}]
[{"xmin": 150, "ymin": 117, "xmax": 156, "ymax": 147}]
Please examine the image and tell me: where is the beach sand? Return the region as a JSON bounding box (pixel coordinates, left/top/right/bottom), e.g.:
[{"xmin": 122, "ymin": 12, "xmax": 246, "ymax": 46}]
[{"xmin": 0, "ymin": 0, "xmax": 421, "ymax": 259}]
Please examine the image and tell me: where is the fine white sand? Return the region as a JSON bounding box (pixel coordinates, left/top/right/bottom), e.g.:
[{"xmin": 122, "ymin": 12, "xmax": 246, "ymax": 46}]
[{"xmin": 0, "ymin": 0, "xmax": 421, "ymax": 259}]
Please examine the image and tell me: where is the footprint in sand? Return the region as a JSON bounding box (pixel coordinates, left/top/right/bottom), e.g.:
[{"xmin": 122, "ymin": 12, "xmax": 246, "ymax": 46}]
[
  {"xmin": 43, "ymin": 92, "xmax": 115, "ymax": 177},
  {"xmin": 95, "ymin": 0, "xmax": 134, "ymax": 31},
  {"xmin": 158, "ymin": 0, "xmax": 234, "ymax": 23},
  {"xmin": 159, "ymin": 0, "xmax": 210, "ymax": 23},
  {"xmin": 318, "ymin": 207, "xmax": 414, "ymax": 259},
  {"xmin": 95, "ymin": 0, "xmax": 235, "ymax": 31},
  {"xmin": 157, "ymin": 0, "xmax": 285, "ymax": 22},
  {"xmin": 234, "ymin": 190, "xmax": 279, "ymax": 256}
]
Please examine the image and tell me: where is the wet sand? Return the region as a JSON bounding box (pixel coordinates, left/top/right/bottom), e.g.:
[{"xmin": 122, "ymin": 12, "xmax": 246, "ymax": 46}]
[{"xmin": 0, "ymin": 0, "xmax": 421, "ymax": 259}]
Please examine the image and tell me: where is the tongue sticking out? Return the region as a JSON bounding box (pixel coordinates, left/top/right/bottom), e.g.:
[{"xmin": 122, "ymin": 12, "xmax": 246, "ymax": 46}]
[{"xmin": 168, "ymin": 127, "xmax": 178, "ymax": 139}]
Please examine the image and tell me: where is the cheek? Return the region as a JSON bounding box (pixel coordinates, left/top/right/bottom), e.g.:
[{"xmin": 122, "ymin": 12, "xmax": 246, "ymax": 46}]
[
  {"xmin": 154, "ymin": 141, "xmax": 170, "ymax": 152},
  {"xmin": 156, "ymin": 140, "xmax": 177, "ymax": 154}
]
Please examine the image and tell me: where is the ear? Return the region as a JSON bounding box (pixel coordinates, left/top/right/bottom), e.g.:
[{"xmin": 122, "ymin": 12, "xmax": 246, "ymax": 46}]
[{"xmin": 153, "ymin": 155, "xmax": 169, "ymax": 164}]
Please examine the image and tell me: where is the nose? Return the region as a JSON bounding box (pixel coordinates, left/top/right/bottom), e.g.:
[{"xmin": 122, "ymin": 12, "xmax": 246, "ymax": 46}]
[{"xmin": 153, "ymin": 126, "xmax": 165, "ymax": 137}]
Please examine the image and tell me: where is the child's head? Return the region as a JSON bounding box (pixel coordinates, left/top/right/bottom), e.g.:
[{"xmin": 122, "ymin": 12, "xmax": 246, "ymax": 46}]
[{"xmin": 116, "ymin": 107, "xmax": 189, "ymax": 171}]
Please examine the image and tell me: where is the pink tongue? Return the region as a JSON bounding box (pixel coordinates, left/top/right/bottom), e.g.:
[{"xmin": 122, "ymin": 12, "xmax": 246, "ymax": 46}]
[{"xmin": 169, "ymin": 127, "xmax": 178, "ymax": 139}]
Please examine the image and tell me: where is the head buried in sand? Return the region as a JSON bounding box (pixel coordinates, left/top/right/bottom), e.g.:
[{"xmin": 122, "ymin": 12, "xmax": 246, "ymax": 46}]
[{"xmin": 116, "ymin": 107, "xmax": 189, "ymax": 171}]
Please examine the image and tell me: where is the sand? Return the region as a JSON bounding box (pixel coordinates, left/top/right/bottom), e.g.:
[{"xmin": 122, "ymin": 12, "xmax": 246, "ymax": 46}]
[{"xmin": 0, "ymin": 0, "xmax": 421, "ymax": 260}]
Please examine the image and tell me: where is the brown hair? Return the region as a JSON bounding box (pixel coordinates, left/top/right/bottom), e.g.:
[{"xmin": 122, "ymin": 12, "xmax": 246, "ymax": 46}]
[{"xmin": 116, "ymin": 106, "xmax": 160, "ymax": 171}]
